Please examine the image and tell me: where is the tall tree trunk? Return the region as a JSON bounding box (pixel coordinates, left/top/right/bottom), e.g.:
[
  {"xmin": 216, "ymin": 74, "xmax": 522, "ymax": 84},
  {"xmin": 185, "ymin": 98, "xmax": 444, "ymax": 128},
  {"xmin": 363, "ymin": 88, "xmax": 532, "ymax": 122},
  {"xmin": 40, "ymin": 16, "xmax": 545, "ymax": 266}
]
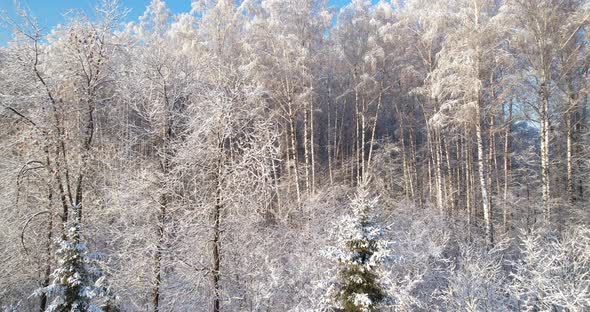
[
  {"xmin": 284, "ymin": 130, "xmax": 292, "ymax": 199},
  {"xmin": 476, "ymin": 96, "xmax": 493, "ymax": 246},
  {"xmin": 576, "ymin": 98, "xmax": 586, "ymax": 200},
  {"xmin": 271, "ymin": 157, "xmax": 282, "ymax": 218},
  {"xmin": 152, "ymin": 192, "xmax": 166, "ymax": 312},
  {"xmin": 310, "ymin": 96, "xmax": 316, "ymax": 193},
  {"xmin": 420, "ymin": 97, "xmax": 435, "ymax": 204},
  {"xmin": 327, "ymin": 94, "xmax": 333, "ymax": 185},
  {"xmin": 303, "ymin": 103, "xmax": 310, "ymax": 194},
  {"xmin": 366, "ymin": 92, "xmax": 382, "ymax": 177},
  {"xmin": 152, "ymin": 145, "xmax": 170, "ymax": 312},
  {"xmin": 409, "ymin": 128, "xmax": 420, "ymax": 207},
  {"xmin": 360, "ymin": 97, "xmax": 367, "ymax": 183},
  {"xmin": 355, "ymin": 89, "xmax": 361, "ymax": 186},
  {"xmin": 153, "ymin": 89, "xmax": 173, "ymax": 312},
  {"xmin": 488, "ymin": 113, "xmax": 495, "ymax": 221},
  {"xmin": 540, "ymin": 80, "xmax": 551, "ymax": 220},
  {"xmin": 445, "ymin": 139, "xmax": 455, "ymax": 214},
  {"xmin": 435, "ymin": 131, "xmax": 444, "ymax": 212},
  {"xmin": 488, "ymin": 72, "xmax": 499, "ymax": 218},
  {"xmin": 398, "ymin": 109, "xmax": 410, "ymax": 202},
  {"xmin": 566, "ymin": 97, "xmax": 574, "ymax": 202},
  {"xmin": 455, "ymin": 138, "xmax": 462, "ymax": 217},
  {"xmin": 212, "ymin": 161, "xmax": 222, "ymax": 312},
  {"xmin": 464, "ymin": 124, "xmax": 471, "ymax": 226},
  {"xmin": 287, "ymin": 100, "xmax": 301, "ymax": 205},
  {"xmin": 40, "ymin": 187, "xmax": 53, "ymax": 312},
  {"xmin": 465, "ymin": 124, "xmax": 472, "ymax": 230},
  {"xmin": 503, "ymin": 100, "xmax": 513, "ymax": 230},
  {"xmin": 489, "ymin": 74, "xmax": 502, "ymax": 197},
  {"xmin": 427, "ymin": 127, "xmax": 435, "ymax": 205},
  {"xmin": 335, "ymin": 107, "xmax": 344, "ymax": 184},
  {"xmin": 336, "ymin": 108, "xmax": 344, "ymax": 168},
  {"xmin": 211, "ymin": 137, "xmax": 227, "ymax": 312}
]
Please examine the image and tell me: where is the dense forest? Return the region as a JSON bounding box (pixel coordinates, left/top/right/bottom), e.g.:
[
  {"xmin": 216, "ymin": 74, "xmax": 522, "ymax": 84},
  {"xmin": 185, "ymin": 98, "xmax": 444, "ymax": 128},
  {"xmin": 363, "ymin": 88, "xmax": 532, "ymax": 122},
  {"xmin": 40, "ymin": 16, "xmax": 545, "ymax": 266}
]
[{"xmin": 0, "ymin": 0, "xmax": 589, "ymax": 311}]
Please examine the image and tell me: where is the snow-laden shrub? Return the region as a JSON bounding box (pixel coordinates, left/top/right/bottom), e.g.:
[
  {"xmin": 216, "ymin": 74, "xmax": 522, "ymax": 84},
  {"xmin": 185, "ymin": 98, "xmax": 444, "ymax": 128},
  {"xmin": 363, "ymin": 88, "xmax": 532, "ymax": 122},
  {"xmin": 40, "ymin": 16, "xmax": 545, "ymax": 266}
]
[
  {"xmin": 508, "ymin": 226, "xmax": 590, "ymax": 311},
  {"xmin": 438, "ymin": 239, "xmax": 512, "ymax": 311},
  {"xmin": 381, "ymin": 205, "xmax": 450, "ymax": 310}
]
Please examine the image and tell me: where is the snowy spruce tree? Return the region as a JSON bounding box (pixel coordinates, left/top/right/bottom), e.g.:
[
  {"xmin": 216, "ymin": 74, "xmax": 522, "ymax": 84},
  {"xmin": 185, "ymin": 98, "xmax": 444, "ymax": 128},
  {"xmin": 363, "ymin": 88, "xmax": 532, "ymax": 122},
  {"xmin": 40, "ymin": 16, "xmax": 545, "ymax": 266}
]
[
  {"xmin": 34, "ymin": 213, "xmax": 118, "ymax": 312},
  {"xmin": 325, "ymin": 182, "xmax": 389, "ymax": 311}
]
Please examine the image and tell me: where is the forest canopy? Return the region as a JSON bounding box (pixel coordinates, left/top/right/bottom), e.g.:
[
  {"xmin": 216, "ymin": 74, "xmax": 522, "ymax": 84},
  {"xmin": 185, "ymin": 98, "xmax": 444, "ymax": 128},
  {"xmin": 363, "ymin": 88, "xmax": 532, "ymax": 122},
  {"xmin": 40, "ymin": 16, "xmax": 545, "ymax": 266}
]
[{"xmin": 0, "ymin": 0, "xmax": 589, "ymax": 311}]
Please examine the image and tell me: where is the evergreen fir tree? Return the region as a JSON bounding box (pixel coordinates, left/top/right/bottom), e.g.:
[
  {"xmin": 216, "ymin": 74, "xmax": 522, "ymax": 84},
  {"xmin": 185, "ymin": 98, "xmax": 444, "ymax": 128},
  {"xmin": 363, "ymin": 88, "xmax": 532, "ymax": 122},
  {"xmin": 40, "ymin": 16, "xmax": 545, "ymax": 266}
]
[
  {"xmin": 327, "ymin": 182, "xmax": 389, "ymax": 311},
  {"xmin": 34, "ymin": 212, "xmax": 117, "ymax": 312}
]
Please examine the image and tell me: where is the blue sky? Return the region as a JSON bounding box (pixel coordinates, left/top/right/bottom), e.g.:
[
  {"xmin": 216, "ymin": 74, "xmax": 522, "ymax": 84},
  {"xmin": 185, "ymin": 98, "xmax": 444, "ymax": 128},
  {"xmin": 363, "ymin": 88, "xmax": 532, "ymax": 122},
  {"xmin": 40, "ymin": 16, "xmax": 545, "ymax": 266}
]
[{"xmin": 0, "ymin": 0, "xmax": 355, "ymax": 45}]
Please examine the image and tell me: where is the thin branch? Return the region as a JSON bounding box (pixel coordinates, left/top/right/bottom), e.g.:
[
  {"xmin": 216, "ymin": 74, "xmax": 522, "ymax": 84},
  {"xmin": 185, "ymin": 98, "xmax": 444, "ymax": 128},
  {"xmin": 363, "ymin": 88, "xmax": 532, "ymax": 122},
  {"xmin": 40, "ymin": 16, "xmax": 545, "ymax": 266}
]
[{"xmin": 21, "ymin": 210, "xmax": 51, "ymax": 256}]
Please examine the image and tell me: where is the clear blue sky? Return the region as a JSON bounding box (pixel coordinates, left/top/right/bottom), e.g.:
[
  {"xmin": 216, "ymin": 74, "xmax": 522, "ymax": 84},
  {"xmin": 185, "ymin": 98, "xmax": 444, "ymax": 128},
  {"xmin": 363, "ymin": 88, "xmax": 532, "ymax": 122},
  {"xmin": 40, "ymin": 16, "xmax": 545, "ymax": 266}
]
[{"xmin": 0, "ymin": 0, "xmax": 357, "ymax": 45}]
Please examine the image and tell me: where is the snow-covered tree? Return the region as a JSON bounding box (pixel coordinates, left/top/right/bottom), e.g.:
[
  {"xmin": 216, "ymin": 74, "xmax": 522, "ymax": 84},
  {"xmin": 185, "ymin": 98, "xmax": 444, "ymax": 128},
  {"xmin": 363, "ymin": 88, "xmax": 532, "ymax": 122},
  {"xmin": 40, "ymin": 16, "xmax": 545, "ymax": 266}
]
[
  {"xmin": 36, "ymin": 222, "xmax": 119, "ymax": 312},
  {"xmin": 325, "ymin": 182, "xmax": 389, "ymax": 311}
]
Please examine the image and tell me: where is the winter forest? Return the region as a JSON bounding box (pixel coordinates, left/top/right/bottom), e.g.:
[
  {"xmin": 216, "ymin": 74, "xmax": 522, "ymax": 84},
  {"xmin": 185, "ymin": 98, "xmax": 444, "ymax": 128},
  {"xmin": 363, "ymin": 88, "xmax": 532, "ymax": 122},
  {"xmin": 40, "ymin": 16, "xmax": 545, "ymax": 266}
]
[{"xmin": 0, "ymin": 0, "xmax": 589, "ymax": 310}]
